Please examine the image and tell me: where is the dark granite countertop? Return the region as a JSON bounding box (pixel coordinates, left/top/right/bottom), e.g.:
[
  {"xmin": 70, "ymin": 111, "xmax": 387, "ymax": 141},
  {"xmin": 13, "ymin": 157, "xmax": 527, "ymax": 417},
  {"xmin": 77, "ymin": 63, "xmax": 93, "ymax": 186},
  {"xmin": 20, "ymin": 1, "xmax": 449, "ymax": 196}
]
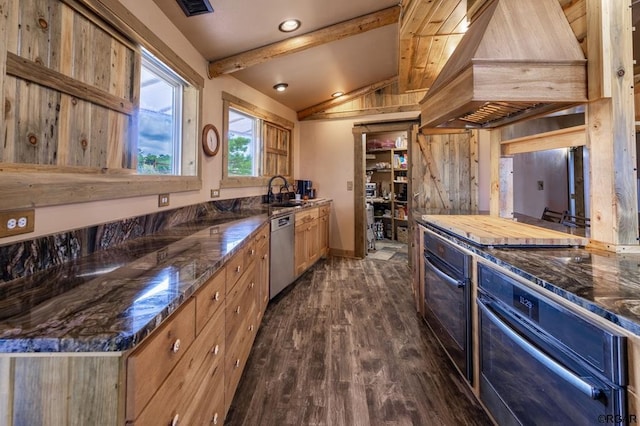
[
  {"xmin": 416, "ymin": 212, "xmax": 640, "ymax": 336},
  {"xmin": 0, "ymin": 198, "xmax": 332, "ymax": 354}
]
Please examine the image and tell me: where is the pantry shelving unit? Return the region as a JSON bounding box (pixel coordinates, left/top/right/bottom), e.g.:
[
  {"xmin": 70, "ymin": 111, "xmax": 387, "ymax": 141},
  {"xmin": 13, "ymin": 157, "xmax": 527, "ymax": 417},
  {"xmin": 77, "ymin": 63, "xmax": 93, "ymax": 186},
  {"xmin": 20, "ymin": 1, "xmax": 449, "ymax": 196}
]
[{"xmin": 365, "ymin": 131, "xmax": 409, "ymax": 242}]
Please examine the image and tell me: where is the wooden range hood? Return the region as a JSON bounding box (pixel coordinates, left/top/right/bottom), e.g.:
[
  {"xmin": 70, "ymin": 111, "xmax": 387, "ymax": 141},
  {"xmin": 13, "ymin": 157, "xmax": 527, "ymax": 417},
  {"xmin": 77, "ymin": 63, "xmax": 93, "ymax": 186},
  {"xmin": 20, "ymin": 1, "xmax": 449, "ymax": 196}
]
[{"xmin": 419, "ymin": 0, "xmax": 587, "ymax": 129}]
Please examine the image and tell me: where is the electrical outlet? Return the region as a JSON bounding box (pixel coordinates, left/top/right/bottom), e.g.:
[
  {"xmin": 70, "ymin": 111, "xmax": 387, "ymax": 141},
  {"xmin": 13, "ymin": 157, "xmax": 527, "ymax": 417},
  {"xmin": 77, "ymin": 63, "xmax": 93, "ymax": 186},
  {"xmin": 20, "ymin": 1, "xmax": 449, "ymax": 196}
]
[
  {"xmin": 211, "ymin": 189, "xmax": 220, "ymax": 198},
  {"xmin": 157, "ymin": 247, "xmax": 169, "ymax": 264},
  {"xmin": 158, "ymin": 193, "xmax": 170, "ymax": 207},
  {"xmin": 0, "ymin": 209, "xmax": 35, "ymax": 238}
]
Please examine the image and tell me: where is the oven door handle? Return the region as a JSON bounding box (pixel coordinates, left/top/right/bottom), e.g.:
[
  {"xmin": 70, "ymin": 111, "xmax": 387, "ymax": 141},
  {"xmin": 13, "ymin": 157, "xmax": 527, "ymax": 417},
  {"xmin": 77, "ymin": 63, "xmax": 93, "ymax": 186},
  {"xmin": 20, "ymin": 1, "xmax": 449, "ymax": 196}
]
[
  {"xmin": 478, "ymin": 300, "xmax": 604, "ymax": 400},
  {"xmin": 424, "ymin": 256, "xmax": 465, "ymax": 288}
]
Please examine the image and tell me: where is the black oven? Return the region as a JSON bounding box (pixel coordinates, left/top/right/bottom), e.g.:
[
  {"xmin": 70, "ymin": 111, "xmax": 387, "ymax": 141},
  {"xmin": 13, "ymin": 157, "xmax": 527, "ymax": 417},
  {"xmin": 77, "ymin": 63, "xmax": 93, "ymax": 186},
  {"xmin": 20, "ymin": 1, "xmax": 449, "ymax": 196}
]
[
  {"xmin": 423, "ymin": 231, "xmax": 472, "ymax": 382},
  {"xmin": 477, "ymin": 263, "xmax": 627, "ymax": 425}
]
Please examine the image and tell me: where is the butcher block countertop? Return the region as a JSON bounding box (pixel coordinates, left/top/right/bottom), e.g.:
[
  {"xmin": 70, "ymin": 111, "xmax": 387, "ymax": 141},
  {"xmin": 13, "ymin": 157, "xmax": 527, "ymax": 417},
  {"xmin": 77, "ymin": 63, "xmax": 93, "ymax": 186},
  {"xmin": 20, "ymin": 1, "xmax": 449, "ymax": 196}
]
[{"xmin": 422, "ymin": 214, "xmax": 589, "ymax": 247}]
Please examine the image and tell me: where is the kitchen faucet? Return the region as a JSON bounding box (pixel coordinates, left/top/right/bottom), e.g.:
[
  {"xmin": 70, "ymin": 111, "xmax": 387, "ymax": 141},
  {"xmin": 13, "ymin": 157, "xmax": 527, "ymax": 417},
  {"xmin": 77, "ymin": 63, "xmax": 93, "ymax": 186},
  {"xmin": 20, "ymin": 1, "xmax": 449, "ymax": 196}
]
[{"xmin": 266, "ymin": 175, "xmax": 290, "ymax": 203}]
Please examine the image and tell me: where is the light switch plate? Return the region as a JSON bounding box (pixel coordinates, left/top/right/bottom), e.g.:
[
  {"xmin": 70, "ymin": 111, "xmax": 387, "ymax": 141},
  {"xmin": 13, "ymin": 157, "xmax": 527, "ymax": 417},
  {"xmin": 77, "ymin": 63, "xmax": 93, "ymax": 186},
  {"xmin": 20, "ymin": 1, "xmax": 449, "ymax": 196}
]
[{"xmin": 0, "ymin": 209, "xmax": 35, "ymax": 238}]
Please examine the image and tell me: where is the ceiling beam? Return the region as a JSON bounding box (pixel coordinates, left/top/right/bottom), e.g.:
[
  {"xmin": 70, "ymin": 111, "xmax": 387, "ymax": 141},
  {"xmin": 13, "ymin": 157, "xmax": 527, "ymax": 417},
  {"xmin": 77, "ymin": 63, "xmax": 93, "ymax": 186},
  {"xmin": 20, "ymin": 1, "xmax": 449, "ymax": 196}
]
[
  {"xmin": 297, "ymin": 77, "xmax": 398, "ymax": 120},
  {"xmin": 207, "ymin": 6, "xmax": 400, "ymax": 78}
]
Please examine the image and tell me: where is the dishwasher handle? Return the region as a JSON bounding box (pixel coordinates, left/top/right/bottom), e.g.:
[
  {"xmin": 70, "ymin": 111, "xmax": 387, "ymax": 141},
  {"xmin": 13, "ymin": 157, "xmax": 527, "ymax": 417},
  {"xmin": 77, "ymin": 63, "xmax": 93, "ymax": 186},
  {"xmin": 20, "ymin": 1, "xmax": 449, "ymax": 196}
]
[{"xmin": 478, "ymin": 298, "xmax": 605, "ymax": 400}]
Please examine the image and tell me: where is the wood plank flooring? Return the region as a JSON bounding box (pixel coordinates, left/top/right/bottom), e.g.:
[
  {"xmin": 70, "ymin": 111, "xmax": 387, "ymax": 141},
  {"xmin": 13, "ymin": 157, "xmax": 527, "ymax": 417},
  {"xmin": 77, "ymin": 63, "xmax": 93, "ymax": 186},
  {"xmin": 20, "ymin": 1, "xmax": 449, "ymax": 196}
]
[{"xmin": 225, "ymin": 256, "xmax": 493, "ymax": 426}]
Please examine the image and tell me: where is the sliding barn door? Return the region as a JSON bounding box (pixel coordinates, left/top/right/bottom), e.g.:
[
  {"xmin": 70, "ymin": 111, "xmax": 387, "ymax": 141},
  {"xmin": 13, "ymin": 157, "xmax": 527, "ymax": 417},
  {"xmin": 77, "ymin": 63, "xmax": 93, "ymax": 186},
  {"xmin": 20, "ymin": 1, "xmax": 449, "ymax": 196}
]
[{"xmin": 411, "ymin": 130, "xmax": 479, "ymax": 212}]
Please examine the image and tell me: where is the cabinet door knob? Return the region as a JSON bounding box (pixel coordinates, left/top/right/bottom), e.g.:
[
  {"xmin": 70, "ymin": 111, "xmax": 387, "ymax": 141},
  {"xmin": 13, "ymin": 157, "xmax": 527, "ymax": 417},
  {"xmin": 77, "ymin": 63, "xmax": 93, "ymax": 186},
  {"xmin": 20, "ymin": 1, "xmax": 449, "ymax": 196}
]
[
  {"xmin": 235, "ymin": 306, "xmax": 241, "ymax": 315},
  {"xmin": 171, "ymin": 414, "xmax": 180, "ymax": 426},
  {"xmin": 262, "ymin": 254, "xmax": 268, "ymax": 260},
  {"xmin": 250, "ymin": 249, "xmax": 255, "ymax": 255},
  {"xmin": 249, "ymin": 324, "xmax": 254, "ymax": 332},
  {"xmin": 213, "ymin": 413, "xmax": 219, "ymax": 425},
  {"xmin": 249, "ymin": 281, "xmax": 255, "ymax": 289},
  {"xmin": 212, "ymin": 291, "xmax": 220, "ymax": 301},
  {"xmin": 235, "ymin": 359, "xmax": 240, "ymax": 368},
  {"xmin": 236, "ymin": 266, "xmax": 242, "ymax": 273},
  {"xmin": 212, "ymin": 344, "xmax": 220, "ymax": 355},
  {"xmin": 172, "ymin": 339, "xmax": 181, "ymax": 353}
]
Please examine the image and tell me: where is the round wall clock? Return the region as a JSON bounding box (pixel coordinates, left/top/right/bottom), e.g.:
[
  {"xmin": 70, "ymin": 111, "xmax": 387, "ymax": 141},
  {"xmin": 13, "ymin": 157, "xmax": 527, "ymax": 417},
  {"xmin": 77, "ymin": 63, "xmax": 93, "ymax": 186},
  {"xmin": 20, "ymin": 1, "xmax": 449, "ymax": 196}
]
[{"xmin": 202, "ymin": 124, "xmax": 220, "ymax": 157}]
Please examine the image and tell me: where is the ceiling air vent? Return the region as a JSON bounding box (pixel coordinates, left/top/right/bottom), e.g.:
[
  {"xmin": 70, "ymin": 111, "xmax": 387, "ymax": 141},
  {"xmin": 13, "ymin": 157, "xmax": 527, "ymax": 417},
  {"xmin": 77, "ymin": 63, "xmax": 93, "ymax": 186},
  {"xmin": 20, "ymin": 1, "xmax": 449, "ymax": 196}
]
[{"xmin": 176, "ymin": 0, "xmax": 213, "ymax": 17}]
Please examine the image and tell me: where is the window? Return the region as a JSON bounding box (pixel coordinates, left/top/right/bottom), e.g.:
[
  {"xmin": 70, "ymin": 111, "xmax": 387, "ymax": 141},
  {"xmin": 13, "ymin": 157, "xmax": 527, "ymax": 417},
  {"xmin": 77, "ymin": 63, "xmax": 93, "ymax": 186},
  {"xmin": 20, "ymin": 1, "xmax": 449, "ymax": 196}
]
[
  {"xmin": 222, "ymin": 92, "xmax": 294, "ymax": 186},
  {"xmin": 137, "ymin": 49, "xmax": 189, "ymax": 175},
  {"xmin": 228, "ymin": 108, "xmax": 260, "ymax": 176}
]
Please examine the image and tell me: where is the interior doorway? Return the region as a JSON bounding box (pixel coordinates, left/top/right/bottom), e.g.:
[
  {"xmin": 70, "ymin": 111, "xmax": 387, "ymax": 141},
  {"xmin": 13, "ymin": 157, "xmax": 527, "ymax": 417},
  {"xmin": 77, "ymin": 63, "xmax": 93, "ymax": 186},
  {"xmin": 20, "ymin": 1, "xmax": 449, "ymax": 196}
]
[{"xmin": 352, "ymin": 119, "xmax": 419, "ymax": 259}]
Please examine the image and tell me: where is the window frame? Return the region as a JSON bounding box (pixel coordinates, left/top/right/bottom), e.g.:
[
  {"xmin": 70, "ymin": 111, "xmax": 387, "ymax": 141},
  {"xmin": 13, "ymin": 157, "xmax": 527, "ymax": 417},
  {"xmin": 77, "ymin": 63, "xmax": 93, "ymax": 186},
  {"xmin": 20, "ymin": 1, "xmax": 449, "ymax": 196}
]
[
  {"xmin": 221, "ymin": 92, "xmax": 294, "ymax": 188},
  {"xmin": 138, "ymin": 49, "xmax": 187, "ymax": 176}
]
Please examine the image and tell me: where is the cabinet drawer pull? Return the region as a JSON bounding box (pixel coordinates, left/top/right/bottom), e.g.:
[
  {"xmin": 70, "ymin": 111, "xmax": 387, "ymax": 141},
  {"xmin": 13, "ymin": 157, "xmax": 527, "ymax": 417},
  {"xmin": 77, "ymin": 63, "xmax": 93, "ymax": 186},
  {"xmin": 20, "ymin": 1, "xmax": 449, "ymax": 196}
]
[
  {"xmin": 249, "ymin": 281, "xmax": 255, "ymax": 289},
  {"xmin": 212, "ymin": 344, "xmax": 220, "ymax": 355},
  {"xmin": 250, "ymin": 249, "xmax": 255, "ymax": 255},
  {"xmin": 248, "ymin": 324, "xmax": 254, "ymax": 332},
  {"xmin": 172, "ymin": 339, "xmax": 181, "ymax": 353},
  {"xmin": 213, "ymin": 413, "xmax": 219, "ymax": 425},
  {"xmin": 212, "ymin": 291, "xmax": 220, "ymax": 301},
  {"xmin": 235, "ymin": 359, "xmax": 240, "ymax": 368},
  {"xmin": 262, "ymin": 254, "xmax": 268, "ymax": 260},
  {"xmin": 171, "ymin": 414, "xmax": 180, "ymax": 426},
  {"xmin": 235, "ymin": 306, "xmax": 241, "ymax": 315},
  {"xmin": 235, "ymin": 265, "xmax": 242, "ymax": 273}
]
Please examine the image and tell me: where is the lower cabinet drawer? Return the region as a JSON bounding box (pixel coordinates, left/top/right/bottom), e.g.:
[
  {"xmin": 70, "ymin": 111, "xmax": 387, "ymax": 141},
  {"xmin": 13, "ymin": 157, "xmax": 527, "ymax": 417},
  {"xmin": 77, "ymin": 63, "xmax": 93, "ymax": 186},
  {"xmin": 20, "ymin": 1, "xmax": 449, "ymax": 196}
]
[
  {"xmin": 126, "ymin": 299, "xmax": 196, "ymax": 420},
  {"xmin": 226, "ymin": 262, "xmax": 257, "ymax": 341},
  {"xmin": 225, "ymin": 303, "xmax": 258, "ymax": 407},
  {"xmin": 195, "ymin": 267, "xmax": 226, "ymax": 335},
  {"xmin": 130, "ymin": 306, "xmax": 225, "ymax": 425}
]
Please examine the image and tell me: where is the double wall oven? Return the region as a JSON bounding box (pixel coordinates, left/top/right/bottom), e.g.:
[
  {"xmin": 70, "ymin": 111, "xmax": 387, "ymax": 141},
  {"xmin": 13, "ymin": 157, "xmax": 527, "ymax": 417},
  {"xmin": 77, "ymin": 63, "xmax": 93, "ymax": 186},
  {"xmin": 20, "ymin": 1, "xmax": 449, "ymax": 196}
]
[
  {"xmin": 423, "ymin": 227, "xmax": 629, "ymax": 424},
  {"xmin": 477, "ymin": 262, "xmax": 627, "ymax": 425},
  {"xmin": 422, "ymin": 231, "xmax": 473, "ymax": 382}
]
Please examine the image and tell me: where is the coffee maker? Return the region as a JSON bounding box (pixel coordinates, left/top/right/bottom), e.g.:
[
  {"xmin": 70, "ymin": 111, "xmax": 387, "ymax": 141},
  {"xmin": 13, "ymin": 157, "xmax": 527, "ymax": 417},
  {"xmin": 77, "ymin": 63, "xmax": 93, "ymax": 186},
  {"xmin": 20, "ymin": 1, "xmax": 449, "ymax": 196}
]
[{"xmin": 296, "ymin": 180, "xmax": 313, "ymax": 199}]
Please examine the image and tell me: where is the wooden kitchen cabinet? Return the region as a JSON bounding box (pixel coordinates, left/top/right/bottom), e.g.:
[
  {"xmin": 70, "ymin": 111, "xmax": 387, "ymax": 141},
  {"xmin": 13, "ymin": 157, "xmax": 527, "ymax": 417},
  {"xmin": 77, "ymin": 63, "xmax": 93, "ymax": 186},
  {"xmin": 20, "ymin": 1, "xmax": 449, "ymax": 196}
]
[
  {"xmin": 295, "ymin": 207, "xmax": 319, "ymax": 276},
  {"xmin": 318, "ymin": 204, "xmax": 331, "ymax": 258},
  {"xmin": 255, "ymin": 223, "xmax": 270, "ymax": 324},
  {"xmin": 131, "ymin": 306, "xmax": 225, "ymax": 426},
  {"xmin": 126, "ymin": 299, "xmax": 196, "ymax": 421}
]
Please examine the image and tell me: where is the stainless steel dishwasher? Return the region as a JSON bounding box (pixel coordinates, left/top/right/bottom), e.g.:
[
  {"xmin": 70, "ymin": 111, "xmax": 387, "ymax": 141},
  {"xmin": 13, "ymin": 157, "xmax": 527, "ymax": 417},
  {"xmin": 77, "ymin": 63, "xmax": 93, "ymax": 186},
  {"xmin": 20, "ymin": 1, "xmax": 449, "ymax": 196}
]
[{"xmin": 269, "ymin": 212, "xmax": 295, "ymax": 299}]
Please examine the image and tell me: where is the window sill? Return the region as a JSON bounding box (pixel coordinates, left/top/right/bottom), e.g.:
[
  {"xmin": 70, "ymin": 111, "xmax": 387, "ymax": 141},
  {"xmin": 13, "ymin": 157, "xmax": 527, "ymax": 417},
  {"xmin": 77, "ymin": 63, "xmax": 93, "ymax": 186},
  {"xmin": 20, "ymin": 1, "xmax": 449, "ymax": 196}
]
[{"xmin": 0, "ymin": 171, "xmax": 202, "ymax": 209}]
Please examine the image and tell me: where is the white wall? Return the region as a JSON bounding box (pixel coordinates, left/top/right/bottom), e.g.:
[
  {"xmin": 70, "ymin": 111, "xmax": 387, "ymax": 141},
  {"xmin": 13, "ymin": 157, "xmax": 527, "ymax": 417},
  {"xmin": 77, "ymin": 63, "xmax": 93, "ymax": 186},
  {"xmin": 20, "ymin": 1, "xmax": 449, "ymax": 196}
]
[
  {"xmin": 2, "ymin": 0, "xmax": 298, "ymax": 244},
  {"xmin": 512, "ymin": 149, "xmax": 569, "ymax": 218},
  {"xmin": 300, "ymin": 113, "xmax": 420, "ymax": 254}
]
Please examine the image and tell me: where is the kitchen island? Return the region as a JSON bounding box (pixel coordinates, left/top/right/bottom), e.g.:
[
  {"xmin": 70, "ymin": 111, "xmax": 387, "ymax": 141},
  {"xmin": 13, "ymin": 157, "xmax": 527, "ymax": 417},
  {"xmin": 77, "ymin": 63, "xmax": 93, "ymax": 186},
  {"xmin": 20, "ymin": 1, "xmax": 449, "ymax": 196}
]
[{"xmin": 416, "ymin": 213, "xmax": 640, "ymax": 424}]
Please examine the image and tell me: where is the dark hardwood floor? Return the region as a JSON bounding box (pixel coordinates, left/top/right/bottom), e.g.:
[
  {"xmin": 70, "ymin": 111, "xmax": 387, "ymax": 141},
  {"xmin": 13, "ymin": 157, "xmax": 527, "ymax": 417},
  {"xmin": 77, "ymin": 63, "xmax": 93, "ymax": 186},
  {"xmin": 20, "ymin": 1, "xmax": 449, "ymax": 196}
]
[{"xmin": 225, "ymin": 255, "xmax": 493, "ymax": 426}]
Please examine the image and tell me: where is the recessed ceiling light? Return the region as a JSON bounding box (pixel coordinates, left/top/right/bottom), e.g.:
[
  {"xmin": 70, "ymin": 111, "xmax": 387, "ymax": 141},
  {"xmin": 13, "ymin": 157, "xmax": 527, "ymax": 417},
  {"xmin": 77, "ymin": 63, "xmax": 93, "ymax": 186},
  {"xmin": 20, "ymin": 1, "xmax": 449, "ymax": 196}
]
[
  {"xmin": 279, "ymin": 19, "xmax": 301, "ymax": 32},
  {"xmin": 273, "ymin": 83, "xmax": 289, "ymax": 92},
  {"xmin": 331, "ymin": 91, "xmax": 344, "ymax": 98}
]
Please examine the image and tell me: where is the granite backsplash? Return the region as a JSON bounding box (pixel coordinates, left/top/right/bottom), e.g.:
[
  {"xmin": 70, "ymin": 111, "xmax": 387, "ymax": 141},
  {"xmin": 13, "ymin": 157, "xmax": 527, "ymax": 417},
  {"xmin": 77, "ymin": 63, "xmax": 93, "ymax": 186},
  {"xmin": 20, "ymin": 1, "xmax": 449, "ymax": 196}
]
[{"xmin": 0, "ymin": 196, "xmax": 264, "ymax": 284}]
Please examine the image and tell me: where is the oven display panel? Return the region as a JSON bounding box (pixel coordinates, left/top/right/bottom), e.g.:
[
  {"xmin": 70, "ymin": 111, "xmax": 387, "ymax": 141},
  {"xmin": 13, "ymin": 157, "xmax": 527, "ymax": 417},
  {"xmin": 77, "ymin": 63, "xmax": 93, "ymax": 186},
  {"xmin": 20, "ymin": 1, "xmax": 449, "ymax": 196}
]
[{"xmin": 512, "ymin": 287, "xmax": 539, "ymax": 322}]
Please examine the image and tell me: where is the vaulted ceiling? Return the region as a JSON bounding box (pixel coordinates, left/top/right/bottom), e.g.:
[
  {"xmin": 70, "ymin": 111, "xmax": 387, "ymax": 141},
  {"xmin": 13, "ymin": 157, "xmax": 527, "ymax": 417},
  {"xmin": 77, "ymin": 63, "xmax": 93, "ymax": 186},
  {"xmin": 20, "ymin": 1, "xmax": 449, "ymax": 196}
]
[{"xmin": 150, "ymin": 0, "xmax": 599, "ymax": 121}]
